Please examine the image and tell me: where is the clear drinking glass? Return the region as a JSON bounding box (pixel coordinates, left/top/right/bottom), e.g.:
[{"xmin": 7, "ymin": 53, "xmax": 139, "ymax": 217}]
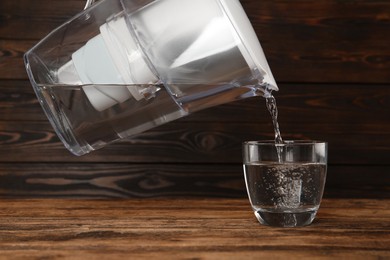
[{"xmin": 242, "ymin": 140, "xmax": 328, "ymax": 227}]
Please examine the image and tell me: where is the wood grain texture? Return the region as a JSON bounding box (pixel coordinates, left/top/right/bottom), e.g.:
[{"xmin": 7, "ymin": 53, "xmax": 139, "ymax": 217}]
[
  {"xmin": 0, "ymin": 198, "xmax": 389, "ymax": 259},
  {"xmin": 0, "ymin": 164, "xmax": 388, "ymax": 199},
  {"xmin": 1, "ymin": 0, "xmax": 389, "ymax": 82},
  {"xmin": 1, "ymin": 80, "xmax": 389, "ymax": 123},
  {"xmin": 0, "ymin": 0, "xmax": 389, "ymax": 198},
  {"xmin": 0, "ymin": 80, "xmax": 389, "ymax": 164},
  {"xmin": 240, "ymin": 0, "xmax": 390, "ymax": 83},
  {"xmin": 0, "ymin": 119, "xmax": 389, "ymax": 164}
]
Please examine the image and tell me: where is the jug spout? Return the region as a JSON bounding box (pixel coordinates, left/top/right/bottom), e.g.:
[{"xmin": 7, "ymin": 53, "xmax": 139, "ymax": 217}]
[{"xmin": 24, "ymin": 0, "xmax": 278, "ymax": 156}]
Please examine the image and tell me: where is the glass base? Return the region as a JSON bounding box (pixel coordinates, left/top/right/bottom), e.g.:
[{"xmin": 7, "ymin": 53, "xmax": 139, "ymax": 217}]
[{"xmin": 254, "ymin": 210, "xmax": 317, "ymax": 227}]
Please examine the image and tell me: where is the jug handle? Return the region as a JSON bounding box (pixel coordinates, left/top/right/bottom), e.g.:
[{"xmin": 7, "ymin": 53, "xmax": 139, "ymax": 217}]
[{"xmin": 84, "ymin": 0, "xmax": 96, "ymax": 10}]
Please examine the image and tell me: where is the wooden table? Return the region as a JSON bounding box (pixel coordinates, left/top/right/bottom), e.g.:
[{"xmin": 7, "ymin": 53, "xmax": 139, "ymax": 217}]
[{"xmin": 0, "ymin": 198, "xmax": 388, "ymax": 259}]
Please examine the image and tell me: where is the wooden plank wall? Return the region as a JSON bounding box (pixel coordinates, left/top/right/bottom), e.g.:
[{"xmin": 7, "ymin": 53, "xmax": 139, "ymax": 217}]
[{"xmin": 0, "ymin": 0, "xmax": 389, "ymax": 198}]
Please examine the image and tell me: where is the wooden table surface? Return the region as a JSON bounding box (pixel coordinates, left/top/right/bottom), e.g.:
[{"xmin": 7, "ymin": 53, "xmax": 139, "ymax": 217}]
[{"xmin": 0, "ymin": 198, "xmax": 388, "ymax": 259}]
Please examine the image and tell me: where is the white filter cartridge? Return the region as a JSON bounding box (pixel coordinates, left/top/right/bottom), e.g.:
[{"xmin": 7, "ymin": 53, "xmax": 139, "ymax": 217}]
[{"xmin": 58, "ymin": 16, "xmax": 156, "ymax": 111}]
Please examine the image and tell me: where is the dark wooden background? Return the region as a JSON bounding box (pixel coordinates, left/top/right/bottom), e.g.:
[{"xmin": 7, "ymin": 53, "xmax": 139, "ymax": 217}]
[{"xmin": 0, "ymin": 0, "xmax": 389, "ymax": 199}]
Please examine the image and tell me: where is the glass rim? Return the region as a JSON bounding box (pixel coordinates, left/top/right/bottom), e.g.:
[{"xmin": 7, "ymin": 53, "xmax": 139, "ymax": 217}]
[{"xmin": 243, "ymin": 140, "xmax": 327, "ymax": 147}]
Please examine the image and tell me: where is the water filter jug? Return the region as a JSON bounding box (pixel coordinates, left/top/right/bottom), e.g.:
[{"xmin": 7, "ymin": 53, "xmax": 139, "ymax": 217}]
[{"xmin": 24, "ymin": 0, "xmax": 278, "ymax": 156}]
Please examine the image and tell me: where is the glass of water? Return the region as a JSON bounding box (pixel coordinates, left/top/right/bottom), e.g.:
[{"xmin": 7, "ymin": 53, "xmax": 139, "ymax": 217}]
[{"xmin": 242, "ymin": 140, "xmax": 328, "ymax": 227}]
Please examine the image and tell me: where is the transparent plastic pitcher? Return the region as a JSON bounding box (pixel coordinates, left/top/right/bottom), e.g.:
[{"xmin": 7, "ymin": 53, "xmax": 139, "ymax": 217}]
[{"xmin": 24, "ymin": 0, "xmax": 278, "ymax": 156}]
